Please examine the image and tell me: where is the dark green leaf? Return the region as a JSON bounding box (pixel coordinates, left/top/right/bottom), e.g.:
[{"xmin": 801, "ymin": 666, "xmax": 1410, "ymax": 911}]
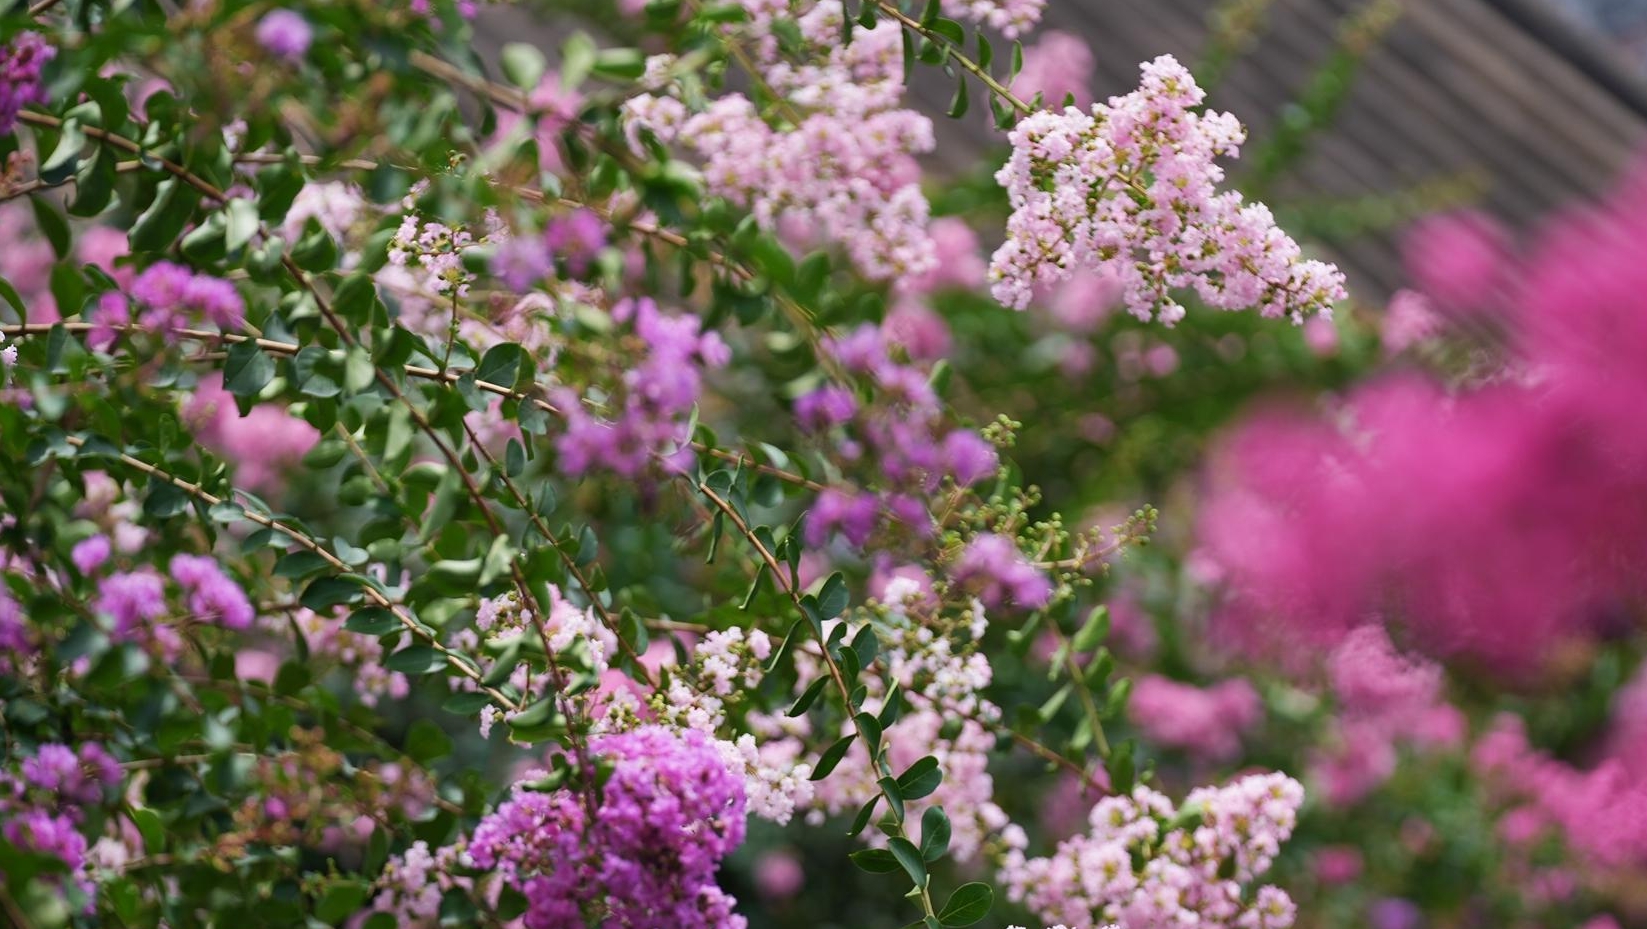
[
  {"xmin": 809, "ymin": 734, "xmax": 855, "ymax": 780},
  {"xmin": 223, "ymin": 341, "xmax": 275, "ymax": 397},
  {"xmin": 849, "ymin": 848, "xmax": 900, "ymax": 873},
  {"xmin": 787, "ymin": 675, "xmax": 829, "ymax": 717},
  {"xmin": 887, "ymin": 837, "xmax": 927, "ymax": 888},
  {"xmin": 920, "ymin": 806, "xmax": 950, "ymax": 861},
  {"xmin": 476, "ymin": 342, "xmax": 524, "ymax": 387},
  {"xmin": 938, "ymin": 882, "xmax": 993, "ymax": 926},
  {"xmin": 344, "ymin": 607, "xmax": 401, "ymax": 636},
  {"xmin": 818, "ymin": 572, "xmax": 849, "ymax": 619},
  {"xmin": 385, "ymin": 645, "xmax": 448, "ymax": 675},
  {"xmin": 897, "ymin": 755, "xmax": 942, "ymax": 801}
]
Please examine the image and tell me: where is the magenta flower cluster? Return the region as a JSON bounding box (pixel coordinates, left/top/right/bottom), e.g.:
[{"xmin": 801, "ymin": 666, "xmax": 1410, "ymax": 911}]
[
  {"xmin": 950, "ymin": 533, "xmax": 1052, "ymax": 611},
  {"xmin": 553, "ymin": 297, "xmax": 728, "ymax": 478},
  {"xmin": 184, "ymin": 374, "xmax": 321, "ymax": 494},
  {"xmin": 255, "ymin": 10, "xmax": 313, "ymax": 62},
  {"xmin": 1128, "ymin": 674, "xmax": 1262, "ymax": 763},
  {"xmin": 1308, "ymin": 626, "xmax": 1463, "ymax": 806},
  {"xmin": 95, "ymin": 261, "xmax": 247, "ymax": 336},
  {"xmin": 463, "ymin": 726, "xmax": 748, "ymax": 929},
  {"xmin": 989, "ymin": 55, "xmax": 1345, "ymax": 324},
  {"xmin": 169, "ymin": 554, "xmax": 255, "ymax": 631},
  {"xmin": 1473, "ymin": 713, "xmax": 1647, "ymax": 871},
  {"xmin": 490, "ymin": 208, "xmax": 607, "ymax": 290},
  {"xmin": 89, "ymin": 550, "xmax": 255, "ymax": 658},
  {"xmin": 800, "ymin": 323, "xmax": 998, "ymax": 547},
  {"xmin": 1, "ymin": 741, "xmax": 121, "ymax": 900},
  {"xmin": 0, "ymin": 31, "xmax": 53, "ymax": 137},
  {"xmin": 1198, "ymin": 163, "xmax": 1647, "ymax": 673}
]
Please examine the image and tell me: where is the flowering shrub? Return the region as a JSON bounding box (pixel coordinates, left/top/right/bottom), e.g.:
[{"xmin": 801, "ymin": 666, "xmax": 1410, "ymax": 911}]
[{"xmin": 1, "ymin": 1, "xmax": 1642, "ymax": 928}]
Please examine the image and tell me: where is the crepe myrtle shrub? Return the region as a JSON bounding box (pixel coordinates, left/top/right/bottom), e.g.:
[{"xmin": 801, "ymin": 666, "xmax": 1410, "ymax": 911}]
[{"xmin": 0, "ymin": 0, "xmax": 1336, "ymax": 926}]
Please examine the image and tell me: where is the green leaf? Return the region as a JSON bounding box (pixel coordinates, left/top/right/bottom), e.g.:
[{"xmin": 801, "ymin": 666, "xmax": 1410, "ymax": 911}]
[
  {"xmin": 30, "ymin": 197, "xmax": 71, "ymax": 259},
  {"xmin": 502, "ymin": 43, "xmax": 548, "ymax": 90},
  {"xmin": 223, "ymin": 341, "xmax": 275, "ymax": 397},
  {"xmin": 930, "ymin": 17, "xmax": 964, "ymax": 44},
  {"xmin": 385, "ymin": 645, "xmax": 448, "ymax": 675},
  {"xmin": 887, "ymin": 837, "xmax": 927, "ymax": 888},
  {"xmin": 476, "ymin": 342, "xmax": 524, "ymax": 387},
  {"xmin": 291, "ymin": 223, "xmax": 339, "ymax": 271},
  {"xmin": 442, "ymin": 691, "xmax": 493, "ymax": 714},
  {"xmin": 405, "ymin": 719, "xmax": 453, "ymax": 762},
  {"xmin": 787, "ymin": 675, "xmax": 829, "ymax": 717},
  {"xmin": 332, "ymin": 273, "xmax": 378, "ymax": 325},
  {"xmin": 257, "ymin": 164, "xmax": 305, "ymax": 222},
  {"xmin": 129, "ymin": 179, "xmax": 201, "ymax": 253},
  {"xmin": 574, "ymin": 524, "xmax": 598, "ymax": 566},
  {"xmin": 561, "ymin": 33, "xmax": 597, "ymax": 86},
  {"xmin": 344, "ymin": 607, "xmax": 401, "ymax": 636},
  {"xmin": 897, "ymin": 755, "xmax": 942, "ymax": 801},
  {"xmin": 809, "ymin": 734, "xmax": 855, "ymax": 780},
  {"xmin": 1105, "ymin": 677, "xmax": 1133, "ymax": 718},
  {"xmin": 919, "ymin": 806, "xmax": 950, "ymax": 861},
  {"xmin": 849, "ymin": 848, "xmax": 901, "ymax": 873},
  {"xmin": 818, "ymin": 572, "xmax": 849, "ymax": 619},
  {"xmin": 938, "ymin": 882, "xmax": 993, "ymax": 926},
  {"xmin": 847, "ymin": 795, "xmax": 879, "ymax": 837},
  {"xmin": 850, "ymin": 624, "xmax": 878, "ymax": 668},
  {"xmin": 1071, "ymin": 605, "xmax": 1110, "ymax": 652},
  {"xmin": 68, "ymin": 148, "xmax": 116, "ymax": 217},
  {"xmin": 0, "ymin": 278, "xmax": 25, "ymax": 321},
  {"xmin": 40, "ymin": 118, "xmax": 85, "ymax": 186},
  {"xmin": 224, "ymin": 198, "xmax": 261, "ymax": 252},
  {"xmin": 316, "ymin": 880, "xmax": 372, "ymax": 924},
  {"xmin": 877, "ymin": 774, "xmax": 904, "ymax": 823},
  {"xmin": 129, "ymin": 807, "xmax": 165, "ymax": 854},
  {"xmin": 1107, "ymin": 739, "xmax": 1136, "ymax": 794},
  {"xmin": 947, "ymin": 72, "xmax": 969, "ymax": 118},
  {"xmin": 592, "ymin": 47, "xmax": 646, "ymax": 80},
  {"xmin": 300, "ymin": 576, "xmax": 362, "ymax": 611}
]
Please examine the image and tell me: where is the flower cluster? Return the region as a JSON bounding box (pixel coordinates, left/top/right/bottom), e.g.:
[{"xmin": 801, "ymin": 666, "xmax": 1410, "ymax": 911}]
[
  {"xmin": 90, "ymin": 261, "xmax": 247, "ymax": 336},
  {"xmin": 492, "ymin": 208, "xmax": 607, "ymax": 290},
  {"xmin": 800, "ymin": 322, "xmax": 998, "ymax": 546},
  {"xmin": 0, "ymin": 742, "xmax": 120, "ymax": 901},
  {"xmin": 255, "ymin": 9, "xmax": 313, "ymax": 62},
  {"xmin": 1308, "ymin": 626, "xmax": 1463, "ymax": 806},
  {"xmin": 640, "ymin": 628, "xmax": 815, "ymax": 825},
  {"xmin": 949, "ymin": 533, "xmax": 1052, "ymax": 611},
  {"xmin": 1199, "ymin": 163, "xmax": 1647, "ymax": 672},
  {"xmin": 778, "ymin": 590, "xmax": 1010, "ymax": 863},
  {"xmin": 1128, "ymin": 674, "xmax": 1262, "ymax": 764},
  {"xmin": 388, "ymin": 211, "xmax": 497, "ymax": 298},
  {"xmin": 1473, "ymin": 714, "xmax": 1647, "ymax": 871},
  {"xmin": 460, "ymin": 727, "xmax": 748, "ymax": 929},
  {"xmin": 628, "ymin": 0, "xmax": 937, "ymax": 281},
  {"xmin": 170, "ymin": 553, "xmax": 255, "ymax": 630},
  {"xmin": 183, "ymin": 374, "xmax": 320, "ymax": 494},
  {"xmin": 1000, "ymin": 773, "xmax": 1305, "ymax": 929},
  {"xmin": 554, "ymin": 296, "xmax": 729, "ymax": 478},
  {"xmin": 253, "ymin": 607, "xmax": 411, "ymax": 707},
  {"xmin": 989, "ymin": 55, "xmax": 1345, "ymax": 323},
  {"xmin": 0, "ymin": 31, "xmax": 53, "ymax": 138},
  {"xmin": 88, "ymin": 548, "xmax": 256, "ymax": 658},
  {"xmin": 943, "ymin": 0, "xmax": 1045, "ymax": 38}
]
